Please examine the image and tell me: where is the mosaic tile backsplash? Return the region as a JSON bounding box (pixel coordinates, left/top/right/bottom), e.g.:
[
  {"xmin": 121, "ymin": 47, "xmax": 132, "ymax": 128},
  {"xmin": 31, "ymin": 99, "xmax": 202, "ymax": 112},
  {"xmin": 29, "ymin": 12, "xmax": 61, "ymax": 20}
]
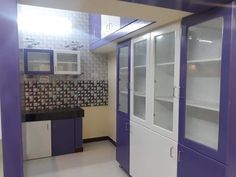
[{"xmin": 24, "ymin": 80, "xmax": 108, "ymax": 112}]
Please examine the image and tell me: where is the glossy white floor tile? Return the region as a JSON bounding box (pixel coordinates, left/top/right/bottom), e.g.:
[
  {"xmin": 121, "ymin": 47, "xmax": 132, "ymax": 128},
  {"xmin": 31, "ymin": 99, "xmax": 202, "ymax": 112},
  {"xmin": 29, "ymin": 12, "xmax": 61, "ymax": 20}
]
[{"xmin": 24, "ymin": 141, "xmax": 129, "ymax": 177}]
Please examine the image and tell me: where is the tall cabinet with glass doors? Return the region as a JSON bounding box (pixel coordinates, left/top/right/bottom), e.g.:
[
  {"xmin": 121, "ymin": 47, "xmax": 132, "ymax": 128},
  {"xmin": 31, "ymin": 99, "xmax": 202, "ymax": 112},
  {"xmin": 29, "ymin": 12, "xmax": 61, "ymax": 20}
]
[
  {"xmin": 130, "ymin": 23, "xmax": 181, "ymax": 177},
  {"xmin": 178, "ymin": 3, "xmax": 236, "ymax": 177}
]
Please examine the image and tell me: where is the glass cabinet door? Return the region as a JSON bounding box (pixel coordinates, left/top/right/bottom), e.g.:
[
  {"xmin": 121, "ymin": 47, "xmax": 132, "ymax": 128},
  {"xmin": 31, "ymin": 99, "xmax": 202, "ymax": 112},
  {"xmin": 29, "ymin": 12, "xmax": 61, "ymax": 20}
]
[
  {"xmin": 154, "ymin": 32, "xmax": 175, "ymax": 132},
  {"xmin": 185, "ymin": 17, "xmax": 223, "ymax": 150},
  {"xmin": 118, "ymin": 46, "xmax": 129, "ymax": 114},
  {"xmin": 55, "ymin": 52, "xmax": 80, "ymax": 74},
  {"xmin": 25, "ymin": 49, "xmax": 53, "ymax": 73},
  {"xmin": 132, "ymin": 38, "xmax": 147, "ymax": 120}
]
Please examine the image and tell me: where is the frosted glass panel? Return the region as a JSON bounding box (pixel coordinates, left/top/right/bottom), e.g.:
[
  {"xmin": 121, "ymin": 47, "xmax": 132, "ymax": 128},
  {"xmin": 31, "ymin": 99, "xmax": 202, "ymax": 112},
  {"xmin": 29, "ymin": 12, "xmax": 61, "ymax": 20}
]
[
  {"xmin": 27, "ymin": 52, "xmax": 51, "ymax": 72},
  {"xmin": 155, "ymin": 32, "xmax": 175, "ymax": 64},
  {"xmin": 134, "ymin": 96, "xmax": 145, "ymax": 120},
  {"xmin": 119, "ymin": 46, "xmax": 129, "ymax": 113},
  {"xmin": 133, "ymin": 39, "xmax": 147, "ymax": 120},
  {"xmin": 134, "ymin": 40, "xmax": 147, "ymax": 66},
  {"xmin": 154, "ymin": 32, "xmax": 175, "ymax": 131},
  {"xmin": 56, "ymin": 53, "xmax": 78, "ymax": 72},
  {"xmin": 185, "ymin": 17, "xmax": 223, "ymax": 150}
]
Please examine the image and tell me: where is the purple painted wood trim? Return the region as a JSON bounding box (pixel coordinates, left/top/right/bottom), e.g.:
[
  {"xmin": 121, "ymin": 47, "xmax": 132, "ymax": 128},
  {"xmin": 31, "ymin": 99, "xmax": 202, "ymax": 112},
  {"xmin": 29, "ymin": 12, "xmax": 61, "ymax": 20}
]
[
  {"xmin": 226, "ymin": 1, "xmax": 236, "ymax": 176},
  {"xmin": 116, "ymin": 39, "xmax": 131, "ymax": 174},
  {"xmin": 0, "ymin": 0, "xmax": 24, "ymax": 176},
  {"xmin": 90, "ymin": 20, "xmax": 154, "ymax": 50},
  {"xmin": 121, "ymin": 0, "xmax": 232, "ymax": 13},
  {"xmin": 24, "ymin": 49, "xmax": 54, "ymax": 75},
  {"xmin": 179, "ymin": 4, "xmax": 233, "ymax": 164}
]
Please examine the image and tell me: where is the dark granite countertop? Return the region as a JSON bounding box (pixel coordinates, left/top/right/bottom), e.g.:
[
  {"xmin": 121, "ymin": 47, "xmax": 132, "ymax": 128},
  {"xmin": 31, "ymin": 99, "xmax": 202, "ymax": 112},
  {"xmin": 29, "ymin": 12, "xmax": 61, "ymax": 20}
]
[{"xmin": 23, "ymin": 107, "xmax": 84, "ymax": 122}]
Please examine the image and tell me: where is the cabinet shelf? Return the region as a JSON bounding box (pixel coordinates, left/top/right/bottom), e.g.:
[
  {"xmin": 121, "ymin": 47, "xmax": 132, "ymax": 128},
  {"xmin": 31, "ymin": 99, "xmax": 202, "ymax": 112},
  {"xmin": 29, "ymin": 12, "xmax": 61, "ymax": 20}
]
[
  {"xmin": 120, "ymin": 91, "xmax": 128, "ymax": 94},
  {"xmin": 186, "ymin": 100, "xmax": 219, "ymax": 112},
  {"xmin": 155, "ymin": 97, "xmax": 173, "ymax": 103},
  {"xmin": 156, "ymin": 62, "xmax": 175, "ymax": 66},
  {"xmin": 134, "ymin": 92, "xmax": 145, "ymax": 97},
  {"xmin": 28, "ymin": 61, "xmax": 50, "ymax": 64},
  {"xmin": 188, "ymin": 58, "xmax": 221, "ymax": 64},
  {"xmin": 134, "ymin": 65, "xmax": 146, "ymax": 69},
  {"xmin": 57, "ymin": 61, "xmax": 77, "ymax": 64},
  {"xmin": 120, "ymin": 67, "xmax": 128, "ymax": 70}
]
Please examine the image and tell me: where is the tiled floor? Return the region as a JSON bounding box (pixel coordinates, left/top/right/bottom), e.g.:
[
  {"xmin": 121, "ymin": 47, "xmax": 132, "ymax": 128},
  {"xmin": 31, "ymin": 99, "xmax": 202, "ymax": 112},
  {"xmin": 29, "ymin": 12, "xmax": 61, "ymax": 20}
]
[{"xmin": 24, "ymin": 141, "xmax": 129, "ymax": 177}]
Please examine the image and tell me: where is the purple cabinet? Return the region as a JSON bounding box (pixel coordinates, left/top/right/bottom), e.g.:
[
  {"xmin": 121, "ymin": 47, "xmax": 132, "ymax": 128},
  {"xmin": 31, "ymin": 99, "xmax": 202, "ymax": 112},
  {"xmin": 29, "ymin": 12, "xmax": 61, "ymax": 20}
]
[
  {"xmin": 116, "ymin": 40, "xmax": 131, "ymax": 174},
  {"xmin": 121, "ymin": 0, "xmax": 231, "ymax": 13},
  {"xmin": 178, "ymin": 145, "xmax": 226, "ymax": 177},
  {"xmin": 24, "ymin": 49, "xmax": 54, "ymax": 75},
  {"xmin": 52, "ymin": 118, "xmax": 83, "ymax": 156},
  {"xmin": 178, "ymin": 2, "xmax": 236, "ymax": 177},
  {"xmin": 51, "ymin": 119, "xmax": 75, "ymax": 156}
]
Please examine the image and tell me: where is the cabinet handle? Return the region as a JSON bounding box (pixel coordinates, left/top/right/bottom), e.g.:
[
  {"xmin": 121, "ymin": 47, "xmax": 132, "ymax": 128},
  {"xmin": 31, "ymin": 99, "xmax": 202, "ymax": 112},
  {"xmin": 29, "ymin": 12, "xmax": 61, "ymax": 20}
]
[
  {"xmin": 170, "ymin": 146, "xmax": 174, "ymax": 158},
  {"xmin": 178, "ymin": 150, "xmax": 182, "ymax": 162},
  {"xmin": 173, "ymin": 87, "xmax": 176, "ymax": 98},
  {"xmin": 46, "ymin": 123, "xmax": 49, "ymax": 130},
  {"xmin": 125, "ymin": 122, "xmax": 129, "ymax": 132}
]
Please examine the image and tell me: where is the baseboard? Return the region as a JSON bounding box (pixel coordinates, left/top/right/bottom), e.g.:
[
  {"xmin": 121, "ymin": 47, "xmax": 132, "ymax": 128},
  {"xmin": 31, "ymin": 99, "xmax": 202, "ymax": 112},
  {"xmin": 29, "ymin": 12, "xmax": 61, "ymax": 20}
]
[{"xmin": 83, "ymin": 136, "xmax": 116, "ymax": 146}]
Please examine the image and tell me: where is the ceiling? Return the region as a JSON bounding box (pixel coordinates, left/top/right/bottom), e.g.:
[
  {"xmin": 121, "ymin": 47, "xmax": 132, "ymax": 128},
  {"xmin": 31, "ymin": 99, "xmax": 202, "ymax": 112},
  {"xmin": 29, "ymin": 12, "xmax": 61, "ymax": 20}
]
[{"xmin": 19, "ymin": 0, "xmax": 191, "ymax": 25}]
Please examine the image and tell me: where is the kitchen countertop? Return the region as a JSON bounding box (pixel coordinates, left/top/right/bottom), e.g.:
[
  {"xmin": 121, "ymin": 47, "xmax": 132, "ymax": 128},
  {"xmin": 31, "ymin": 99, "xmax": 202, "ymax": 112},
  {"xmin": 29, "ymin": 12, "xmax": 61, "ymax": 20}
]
[{"xmin": 23, "ymin": 107, "xmax": 84, "ymax": 122}]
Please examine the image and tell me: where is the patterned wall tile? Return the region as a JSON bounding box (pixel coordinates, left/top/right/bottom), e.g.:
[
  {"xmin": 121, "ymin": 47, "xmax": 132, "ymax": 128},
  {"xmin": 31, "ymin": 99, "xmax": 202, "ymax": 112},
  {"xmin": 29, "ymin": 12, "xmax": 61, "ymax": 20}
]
[{"xmin": 24, "ymin": 80, "xmax": 108, "ymax": 112}]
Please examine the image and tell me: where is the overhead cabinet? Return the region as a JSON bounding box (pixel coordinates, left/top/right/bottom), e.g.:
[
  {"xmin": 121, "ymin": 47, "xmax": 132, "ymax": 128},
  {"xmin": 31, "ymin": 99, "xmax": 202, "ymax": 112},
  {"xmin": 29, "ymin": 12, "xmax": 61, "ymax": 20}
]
[
  {"xmin": 54, "ymin": 50, "xmax": 81, "ymax": 75},
  {"xmin": 24, "ymin": 49, "xmax": 54, "ymax": 74}
]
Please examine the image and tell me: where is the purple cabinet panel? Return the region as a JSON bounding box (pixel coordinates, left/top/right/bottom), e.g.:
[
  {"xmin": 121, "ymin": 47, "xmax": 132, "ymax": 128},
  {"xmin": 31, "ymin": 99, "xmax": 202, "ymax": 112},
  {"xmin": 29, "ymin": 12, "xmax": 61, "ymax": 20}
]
[
  {"xmin": 0, "ymin": 0, "xmax": 24, "ymax": 177},
  {"xmin": 179, "ymin": 4, "xmax": 233, "ymax": 163},
  {"xmin": 52, "ymin": 119, "xmax": 75, "ymax": 156},
  {"xmin": 121, "ymin": 0, "xmax": 232, "ymax": 13},
  {"xmin": 116, "ymin": 40, "xmax": 131, "ymax": 174},
  {"xmin": 116, "ymin": 116, "xmax": 130, "ymax": 173},
  {"xmin": 178, "ymin": 145, "xmax": 226, "ymax": 177}
]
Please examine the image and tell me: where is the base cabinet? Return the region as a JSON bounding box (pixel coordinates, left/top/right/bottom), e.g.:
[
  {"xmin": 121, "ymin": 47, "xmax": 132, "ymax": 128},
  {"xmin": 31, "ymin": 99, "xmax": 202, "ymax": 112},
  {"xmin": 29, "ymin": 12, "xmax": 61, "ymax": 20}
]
[
  {"xmin": 51, "ymin": 119, "xmax": 75, "ymax": 156},
  {"xmin": 116, "ymin": 116, "xmax": 130, "ymax": 173},
  {"xmin": 178, "ymin": 145, "xmax": 225, "ymax": 177},
  {"xmin": 22, "ymin": 121, "xmax": 52, "ymax": 160},
  {"xmin": 130, "ymin": 121, "xmax": 177, "ymax": 177}
]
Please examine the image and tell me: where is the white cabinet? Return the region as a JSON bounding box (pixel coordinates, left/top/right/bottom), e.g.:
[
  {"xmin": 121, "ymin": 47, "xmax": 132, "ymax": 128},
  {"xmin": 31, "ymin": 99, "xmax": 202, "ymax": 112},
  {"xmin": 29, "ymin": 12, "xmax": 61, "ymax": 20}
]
[
  {"xmin": 22, "ymin": 121, "xmax": 52, "ymax": 160},
  {"xmin": 129, "ymin": 22, "xmax": 181, "ymax": 177},
  {"xmin": 101, "ymin": 15, "xmax": 120, "ymax": 38},
  {"xmin": 54, "ymin": 50, "xmax": 81, "ymax": 75},
  {"xmin": 130, "ymin": 121, "xmax": 177, "ymax": 177},
  {"xmin": 149, "ymin": 23, "xmax": 181, "ymax": 141}
]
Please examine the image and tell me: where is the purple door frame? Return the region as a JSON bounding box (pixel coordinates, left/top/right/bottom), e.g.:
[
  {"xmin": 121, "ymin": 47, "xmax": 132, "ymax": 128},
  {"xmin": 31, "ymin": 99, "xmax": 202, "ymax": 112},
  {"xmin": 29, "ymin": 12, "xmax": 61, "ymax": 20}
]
[
  {"xmin": 0, "ymin": 0, "xmax": 24, "ymax": 177},
  {"xmin": 179, "ymin": 4, "xmax": 233, "ymax": 163}
]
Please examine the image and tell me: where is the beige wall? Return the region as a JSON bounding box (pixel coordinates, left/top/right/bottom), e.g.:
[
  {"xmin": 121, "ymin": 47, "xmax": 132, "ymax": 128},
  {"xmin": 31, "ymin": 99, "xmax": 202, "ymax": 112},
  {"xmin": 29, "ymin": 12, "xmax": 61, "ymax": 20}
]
[
  {"xmin": 82, "ymin": 52, "xmax": 117, "ymax": 142},
  {"xmin": 107, "ymin": 52, "xmax": 117, "ymax": 142},
  {"xmin": 82, "ymin": 106, "xmax": 109, "ymax": 139}
]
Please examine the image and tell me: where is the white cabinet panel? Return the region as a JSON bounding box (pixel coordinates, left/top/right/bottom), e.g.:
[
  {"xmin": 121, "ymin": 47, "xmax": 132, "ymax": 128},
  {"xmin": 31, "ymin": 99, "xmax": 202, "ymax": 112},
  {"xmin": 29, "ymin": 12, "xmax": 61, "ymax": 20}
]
[
  {"xmin": 22, "ymin": 121, "xmax": 51, "ymax": 160},
  {"xmin": 130, "ymin": 121, "xmax": 177, "ymax": 177}
]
